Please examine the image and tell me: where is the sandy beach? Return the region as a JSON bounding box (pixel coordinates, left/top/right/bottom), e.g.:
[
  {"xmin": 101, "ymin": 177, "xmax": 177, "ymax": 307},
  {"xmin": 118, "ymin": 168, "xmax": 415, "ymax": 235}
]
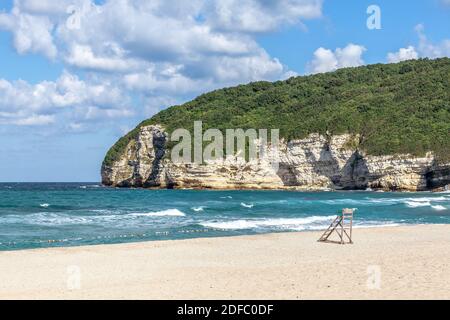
[{"xmin": 0, "ymin": 224, "xmax": 449, "ymax": 300}]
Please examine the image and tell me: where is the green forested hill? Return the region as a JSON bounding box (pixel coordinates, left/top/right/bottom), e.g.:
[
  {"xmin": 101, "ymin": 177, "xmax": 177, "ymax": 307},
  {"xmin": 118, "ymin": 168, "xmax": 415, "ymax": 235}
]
[{"xmin": 104, "ymin": 58, "xmax": 450, "ymax": 167}]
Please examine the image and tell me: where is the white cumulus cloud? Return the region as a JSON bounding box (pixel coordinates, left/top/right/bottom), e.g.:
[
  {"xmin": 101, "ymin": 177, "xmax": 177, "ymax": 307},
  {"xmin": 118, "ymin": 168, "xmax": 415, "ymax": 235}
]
[
  {"xmin": 65, "ymin": 44, "xmax": 146, "ymax": 73},
  {"xmin": 13, "ymin": 114, "xmax": 56, "ymax": 126},
  {"xmin": 0, "ymin": 0, "xmax": 323, "ymax": 131},
  {"xmin": 0, "ymin": 72, "xmax": 133, "ymax": 127},
  {"xmin": 387, "ymin": 46, "xmax": 419, "ymax": 63},
  {"xmin": 207, "ymin": 0, "xmax": 323, "ymax": 32},
  {"xmin": 307, "ymin": 44, "xmax": 366, "ymax": 74},
  {"xmin": 386, "ymin": 25, "xmax": 450, "ymax": 64},
  {"xmin": 0, "ymin": 9, "xmax": 57, "ymax": 59},
  {"xmin": 415, "ymin": 24, "xmax": 450, "ymax": 58}
]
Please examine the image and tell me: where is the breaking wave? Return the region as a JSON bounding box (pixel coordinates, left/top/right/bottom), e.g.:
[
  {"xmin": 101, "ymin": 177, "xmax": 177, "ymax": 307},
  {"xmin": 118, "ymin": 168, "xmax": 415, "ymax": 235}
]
[
  {"xmin": 0, "ymin": 209, "xmax": 187, "ymax": 226},
  {"xmin": 405, "ymin": 200, "xmax": 431, "ymax": 208},
  {"xmin": 201, "ymin": 216, "xmax": 401, "ymax": 232},
  {"xmin": 130, "ymin": 209, "xmax": 186, "ymax": 217},
  {"xmin": 323, "ymin": 196, "xmax": 449, "ymax": 209},
  {"xmin": 201, "ymin": 215, "xmax": 337, "ymax": 231}
]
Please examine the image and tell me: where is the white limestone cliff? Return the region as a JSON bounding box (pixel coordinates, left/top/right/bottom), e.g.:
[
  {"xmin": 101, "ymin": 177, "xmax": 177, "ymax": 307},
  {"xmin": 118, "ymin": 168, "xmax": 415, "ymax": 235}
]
[{"xmin": 101, "ymin": 125, "xmax": 450, "ymax": 191}]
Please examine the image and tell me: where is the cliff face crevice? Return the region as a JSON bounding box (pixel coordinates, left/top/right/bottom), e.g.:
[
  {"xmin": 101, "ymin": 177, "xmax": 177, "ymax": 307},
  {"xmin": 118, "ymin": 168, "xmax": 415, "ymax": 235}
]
[{"xmin": 101, "ymin": 125, "xmax": 450, "ymax": 191}]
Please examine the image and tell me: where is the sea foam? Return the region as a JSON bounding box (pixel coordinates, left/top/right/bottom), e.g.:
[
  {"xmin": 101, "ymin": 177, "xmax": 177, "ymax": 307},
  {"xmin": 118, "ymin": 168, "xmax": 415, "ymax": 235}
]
[
  {"xmin": 405, "ymin": 200, "xmax": 431, "ymax": 208},
  {"xmin": 201, "ymin": 215, "xmax": 336, "ymax": 231},
  {"xmin": 130, "ymin": 209, "xmax": 186, "ymax": 217}
]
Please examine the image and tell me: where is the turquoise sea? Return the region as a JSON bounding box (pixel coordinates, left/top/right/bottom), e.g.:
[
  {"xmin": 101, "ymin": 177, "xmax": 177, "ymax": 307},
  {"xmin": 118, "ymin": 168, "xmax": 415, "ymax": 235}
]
[{"xmin": 0, "ymin": 183, "xmax": 449, "ymax": 251}]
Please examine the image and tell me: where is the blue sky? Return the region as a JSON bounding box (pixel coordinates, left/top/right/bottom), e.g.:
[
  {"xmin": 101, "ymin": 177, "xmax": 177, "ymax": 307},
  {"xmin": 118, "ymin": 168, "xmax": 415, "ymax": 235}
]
[{"xmin": 0, "ymin": 0, "xmax": 449, "ymax": 182}]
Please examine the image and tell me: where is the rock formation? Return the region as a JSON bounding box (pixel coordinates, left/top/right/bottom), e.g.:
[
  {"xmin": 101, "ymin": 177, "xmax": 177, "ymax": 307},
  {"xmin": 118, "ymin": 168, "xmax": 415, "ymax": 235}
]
[{"xmin": 102, "ymin": 125, "xmax": 450, "ymax": 191}]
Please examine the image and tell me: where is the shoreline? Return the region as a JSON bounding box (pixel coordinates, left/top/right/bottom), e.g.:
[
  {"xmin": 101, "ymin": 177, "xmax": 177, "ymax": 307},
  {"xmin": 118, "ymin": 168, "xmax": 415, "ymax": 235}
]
[
  {"xmin": 1, "ymin": 224, "xmax": 449, "ymax": 299},
  {"xmin": 0, "ymin": 223, "xmax": 430, "ymax": 253},
  {"xmin": 0, "ymin": 219, "xmax": 414, "ymax": 254}
]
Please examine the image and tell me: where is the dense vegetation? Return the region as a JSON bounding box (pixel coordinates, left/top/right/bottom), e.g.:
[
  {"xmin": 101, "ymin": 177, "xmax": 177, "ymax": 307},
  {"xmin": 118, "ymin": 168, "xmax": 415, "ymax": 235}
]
[{"xmin": 104, "ymin": 58, "xmax": 450, "ymax": 167}]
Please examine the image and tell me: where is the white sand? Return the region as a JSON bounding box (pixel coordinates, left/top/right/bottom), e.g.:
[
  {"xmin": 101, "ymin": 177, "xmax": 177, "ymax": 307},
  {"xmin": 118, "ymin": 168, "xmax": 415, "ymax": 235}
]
[{"xmin": 1, "ymin": 224, "xmax": 449, "ymax": 300}]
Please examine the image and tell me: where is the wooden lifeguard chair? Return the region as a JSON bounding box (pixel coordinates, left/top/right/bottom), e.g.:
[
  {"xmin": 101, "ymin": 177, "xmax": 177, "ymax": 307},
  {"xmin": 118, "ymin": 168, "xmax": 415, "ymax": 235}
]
[{"xmin": 318, "ymin": 208, "xmax": 354, "ymax": 244}]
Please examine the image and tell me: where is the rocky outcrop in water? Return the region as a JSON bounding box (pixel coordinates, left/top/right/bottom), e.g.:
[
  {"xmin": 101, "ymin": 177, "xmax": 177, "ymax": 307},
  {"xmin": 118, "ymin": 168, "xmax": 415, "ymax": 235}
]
[{"xmin": 101, "ymin": 125, "xmax": 450, "ymax": 191}]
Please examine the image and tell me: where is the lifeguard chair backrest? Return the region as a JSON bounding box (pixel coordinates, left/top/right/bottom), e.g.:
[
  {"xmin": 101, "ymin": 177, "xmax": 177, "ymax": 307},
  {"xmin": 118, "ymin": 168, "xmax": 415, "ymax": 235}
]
[{"xmin": 342, "ymin": 208, "xmax": 354, "ymax": 216}]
